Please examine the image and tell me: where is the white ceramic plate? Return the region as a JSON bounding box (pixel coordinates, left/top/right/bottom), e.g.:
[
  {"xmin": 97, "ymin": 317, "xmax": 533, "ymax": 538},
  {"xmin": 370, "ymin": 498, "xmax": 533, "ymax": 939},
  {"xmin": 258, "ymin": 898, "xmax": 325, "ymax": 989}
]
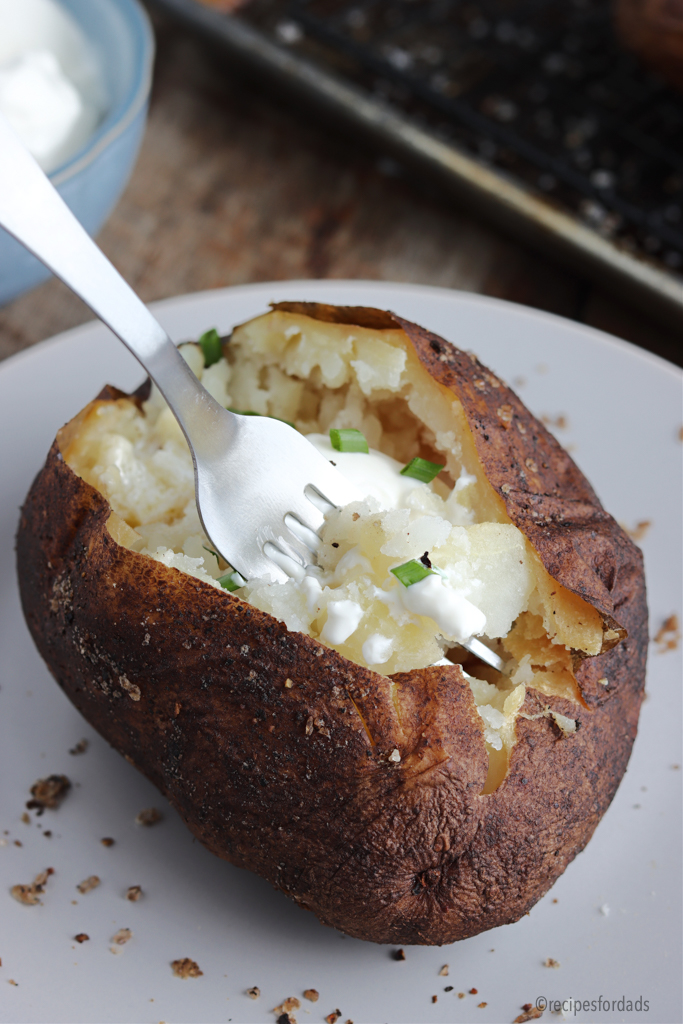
[{"xmin": 1, "ymin": 282, "xmax": 681, "ymax": 1024}]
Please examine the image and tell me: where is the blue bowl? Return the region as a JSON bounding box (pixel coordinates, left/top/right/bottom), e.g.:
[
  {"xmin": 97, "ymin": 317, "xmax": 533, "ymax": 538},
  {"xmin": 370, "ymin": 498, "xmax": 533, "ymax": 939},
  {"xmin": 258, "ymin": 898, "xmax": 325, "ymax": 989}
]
[{"xmin": 0, "ymin": 0, "xmax": 154, "ymax": 307}]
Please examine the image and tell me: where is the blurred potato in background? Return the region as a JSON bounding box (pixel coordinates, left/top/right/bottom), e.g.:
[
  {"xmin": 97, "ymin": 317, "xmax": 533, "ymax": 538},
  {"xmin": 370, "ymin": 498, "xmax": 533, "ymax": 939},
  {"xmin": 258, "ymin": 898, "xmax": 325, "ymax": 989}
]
[{"xmin": 616, "ymin": 0, "xmax": 683, "ymax": 89}]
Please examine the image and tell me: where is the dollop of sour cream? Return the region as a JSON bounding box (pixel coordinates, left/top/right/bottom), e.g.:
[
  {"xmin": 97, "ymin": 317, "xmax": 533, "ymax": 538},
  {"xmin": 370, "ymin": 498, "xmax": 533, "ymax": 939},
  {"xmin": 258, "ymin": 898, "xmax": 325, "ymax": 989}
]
[
  {"xmin": 320, "ymin": 599, "xmax": 364, "ymax": 645},
  {"xmin": 305, "ymin": 432, "xmax": 487, "ymax": 652},
  {"xmin": 0, "ymin": 0, "xmax": 104, "ymax": 172},
  {"xmin": 396, "ymin": 572, "xmax": 485, "ymax": 643},
  {"xmin": 306, "ymin": 433, "xmax": 436, "ymax": 511}
]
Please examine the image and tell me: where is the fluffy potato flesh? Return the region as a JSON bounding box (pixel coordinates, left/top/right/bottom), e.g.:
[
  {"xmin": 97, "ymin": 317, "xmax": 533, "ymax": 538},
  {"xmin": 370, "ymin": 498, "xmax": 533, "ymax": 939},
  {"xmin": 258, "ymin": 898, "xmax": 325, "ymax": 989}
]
[{"xmin": 63, "ymin": 309, "xmax": 605, "ymax": 790}]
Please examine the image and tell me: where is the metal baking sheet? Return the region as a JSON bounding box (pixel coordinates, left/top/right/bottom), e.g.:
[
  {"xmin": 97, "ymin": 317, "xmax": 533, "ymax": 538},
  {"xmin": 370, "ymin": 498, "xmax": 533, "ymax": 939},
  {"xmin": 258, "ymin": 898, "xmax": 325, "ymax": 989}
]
[{"xmin": 149, "ymin": 0, "xmax": 683, "ymax": 328}]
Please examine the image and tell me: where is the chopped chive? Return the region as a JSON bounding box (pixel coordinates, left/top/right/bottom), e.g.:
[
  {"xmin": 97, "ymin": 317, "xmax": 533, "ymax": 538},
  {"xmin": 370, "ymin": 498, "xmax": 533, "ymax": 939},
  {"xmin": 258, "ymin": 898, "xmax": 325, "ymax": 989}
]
[
  {"xmin": 198, "ymin": 328, "xmax": 223, "ymax": 367},
  {"xmin": 202, "ymin": 545, "xmax": 220, "ymax": 565},
  {"xmin": 400, "ymin": 457, "xmax": 445, "ymax": 483},
  {"xmin": 390, "ymin": 559, "xmax": 436, "ymax": 587},
  {"xmin": 218, "ymin": 570, "xmax": 246, "ymax": 592},
  {"xmin": 228, "ymin": 407, "xmax": 296, "ymax": 429},
  {"xmin": 329, "ymin": 428, "xmax": 369, "ymax": 453}
]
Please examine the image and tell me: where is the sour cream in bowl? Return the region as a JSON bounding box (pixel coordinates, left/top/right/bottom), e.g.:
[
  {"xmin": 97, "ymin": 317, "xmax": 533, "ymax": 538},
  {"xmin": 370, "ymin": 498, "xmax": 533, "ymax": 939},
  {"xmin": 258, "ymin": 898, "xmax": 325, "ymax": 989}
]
[
  {"xmin": 0, "ymin": 0, "xmax": 154, "ymax": 306},
  {"xmin": 0, "ymin": 0, "xmax": 105, "ymax": 174}
]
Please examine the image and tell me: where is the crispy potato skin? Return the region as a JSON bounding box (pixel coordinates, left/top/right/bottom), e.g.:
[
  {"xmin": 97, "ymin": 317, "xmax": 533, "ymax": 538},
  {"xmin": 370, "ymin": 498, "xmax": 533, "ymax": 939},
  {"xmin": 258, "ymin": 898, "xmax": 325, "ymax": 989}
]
[{"xmin": 16, "ymin": 306, "xmax": 647, "ymax": 944}]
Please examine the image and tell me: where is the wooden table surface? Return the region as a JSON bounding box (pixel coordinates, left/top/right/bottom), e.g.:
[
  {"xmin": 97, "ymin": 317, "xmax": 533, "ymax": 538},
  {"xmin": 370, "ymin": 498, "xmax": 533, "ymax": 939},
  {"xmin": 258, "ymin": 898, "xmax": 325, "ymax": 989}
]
[{"xmin": 1, "ymin": 10, "xmax": 680, "ymax": 367}]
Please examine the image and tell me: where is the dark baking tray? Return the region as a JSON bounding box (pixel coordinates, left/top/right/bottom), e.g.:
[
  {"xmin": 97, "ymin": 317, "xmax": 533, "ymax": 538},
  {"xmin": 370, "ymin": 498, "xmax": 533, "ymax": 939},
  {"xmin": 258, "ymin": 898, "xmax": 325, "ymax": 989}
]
[{"xmin": 149, "ymin": 0, "xmax": 683, "ymax": 329}]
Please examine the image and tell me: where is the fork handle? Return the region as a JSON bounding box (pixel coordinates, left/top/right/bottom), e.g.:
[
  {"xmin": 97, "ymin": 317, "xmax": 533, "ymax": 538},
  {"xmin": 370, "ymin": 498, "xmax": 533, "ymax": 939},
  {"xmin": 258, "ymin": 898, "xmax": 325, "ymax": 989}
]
[{"xmin": 0, "ymin": 114, "xmax": 234, "ymax": 461}]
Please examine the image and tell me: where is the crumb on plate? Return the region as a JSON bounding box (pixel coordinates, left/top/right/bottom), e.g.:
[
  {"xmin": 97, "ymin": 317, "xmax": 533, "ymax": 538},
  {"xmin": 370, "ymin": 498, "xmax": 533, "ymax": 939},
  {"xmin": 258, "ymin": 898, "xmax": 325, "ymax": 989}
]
[
  {"xmin": 10, "ymin": 868, "xmax": 54, "ymax": 905},
  {"xmin": 77, "ymin": 875, "xmax": 100, "ymax": 894},
  {"xmin": 135, "ymin": 808, "xmax": 163, "ymax": 826},
  {"xmin": 273, "ymin": 997, "xmax": 300, "ymax": 1014},
  {"xmin": 654, "ymin": 614, "xmax": 680, "ymax": 653},
  {"xmin": 26, "ymin": 775, "xmax": 70, "ymax": 811},
  {"xmin": 513, "ymin": 1006, "xmax": 543, "ymax": 1022},
  {"xmin": 622, "ymin": 520, "xmax": 651, "ymax": 543},
  {"xmin": 171, "ymin": 957, "xmax": 203, "ymax": 978}
]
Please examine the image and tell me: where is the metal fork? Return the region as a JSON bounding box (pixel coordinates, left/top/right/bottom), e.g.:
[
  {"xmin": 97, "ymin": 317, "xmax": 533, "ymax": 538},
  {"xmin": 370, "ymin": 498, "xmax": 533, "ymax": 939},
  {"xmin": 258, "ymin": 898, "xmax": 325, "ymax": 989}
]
[
  {"xmin": 0, "ymin": 113, "xmax": 358, "ymax": 583},
  {"xmin": 0, "ymin": 115, "xmax": 503, "ymax": 671}
]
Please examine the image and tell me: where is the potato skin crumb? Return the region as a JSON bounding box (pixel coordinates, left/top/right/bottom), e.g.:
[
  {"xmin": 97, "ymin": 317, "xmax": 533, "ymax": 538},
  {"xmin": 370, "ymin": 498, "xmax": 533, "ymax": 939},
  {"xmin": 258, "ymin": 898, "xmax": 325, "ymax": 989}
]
[
  {"xmin": 125, "ymin": 885, "xmax": 142, "ymax": 901},
  {"xmin": 11, "ymin": 868, "xmax": 53, "ymax": 905},
  {"xmin": 303, "ymin": 989, "xmax": 319, "ymax": 1002},
  {"xmin": 11, "ymin": 884, "xmax": 40, "ymax": 906},
  {"xmin": 171, "ymin": 957, "xmax": 202, "ymax": 978},
  {"xmin": 135, "ymin": 807, "xmax": 162, "ymax": 826},
  {"xmin": 27, "ymin": 774, "xmax": 71, "ymax": 810},
  {"xmin": 74, "ymin": 933, "xmax": 89, "ymax": 943},
  {"xmin": 392, "ymin": 948, "xmax": 406, "ymax": 961},
  {"xmin": 514, "ymin": 1007, "xmax": 543, "ymax": 1023},
  {"xmin": 273, "ymin": 998, "xmax": 300, "ymax": 1013},
  {"xmin": 77, "ymin": 876, "xmax": 100, "ymax": 894},
  {"xmin": 654, "ymin": 614, "xmax": 680, "ymax": 652},
  {"xmin": 438, "ymin": 964, "xmax": 449, "ymax": 976},
  {"xmin": 246, "ymin": 986, "xmax": 260, "ymax": 999}
]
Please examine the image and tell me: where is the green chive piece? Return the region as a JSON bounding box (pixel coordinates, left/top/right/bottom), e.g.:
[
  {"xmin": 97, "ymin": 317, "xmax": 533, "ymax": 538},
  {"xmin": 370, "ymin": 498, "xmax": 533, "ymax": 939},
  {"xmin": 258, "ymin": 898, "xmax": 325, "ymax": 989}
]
[
  {"xmin": 329, "ymin": 428, "xmax": 369, "ymax": 453},
  {"xmin": 202, "ymin": 545, "xmax": 220, "ymax": 565},
  {"xmin": 218, "ymin": 571, "xmax": 245, "ymax": 592},
  {"xmin": 198, "ymin": 328, "xmax": 223, "ymax": 367},
  {"xmin": 400, "ymin": 457, "xmax": 445, "ymax": 483},
  {"xmin": 390, "ymin": 559, "xmax": 435, "ymax": 587}
]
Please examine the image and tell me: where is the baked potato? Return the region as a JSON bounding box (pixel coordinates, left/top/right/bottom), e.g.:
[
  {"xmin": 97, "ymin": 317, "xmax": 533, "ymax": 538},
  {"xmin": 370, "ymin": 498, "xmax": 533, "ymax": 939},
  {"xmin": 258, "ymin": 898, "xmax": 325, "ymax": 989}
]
[{"xmin": 17, "ymin": 302, "xmax": 647, "ymax": 945}]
